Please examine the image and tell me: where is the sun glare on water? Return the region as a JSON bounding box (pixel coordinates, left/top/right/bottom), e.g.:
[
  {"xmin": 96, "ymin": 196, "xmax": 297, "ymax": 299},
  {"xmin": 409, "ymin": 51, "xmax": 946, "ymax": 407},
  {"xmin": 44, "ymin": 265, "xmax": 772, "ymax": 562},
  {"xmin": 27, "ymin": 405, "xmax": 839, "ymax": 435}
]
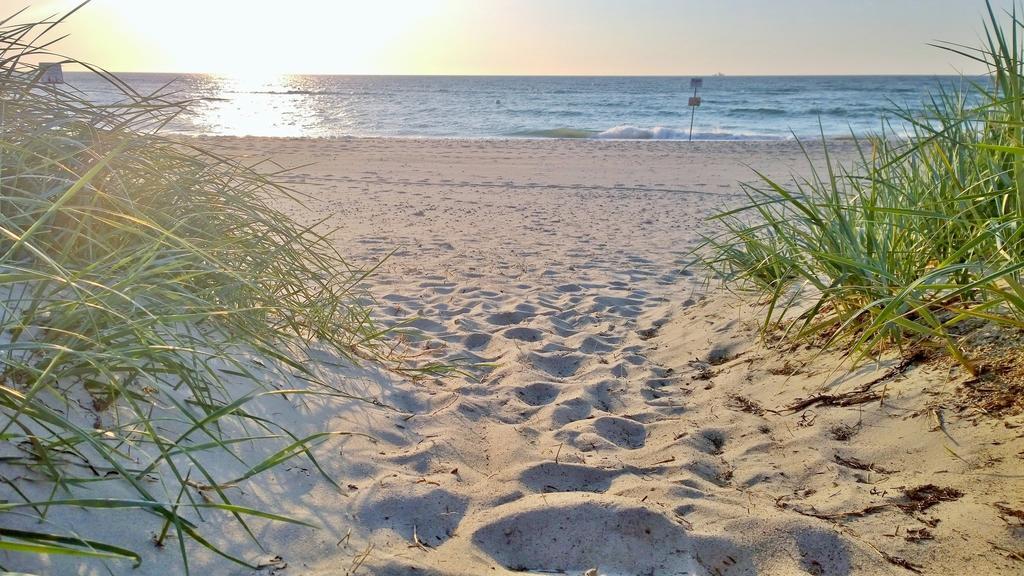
[{"xmin": 194, "ymin": 74, "xmax": 303, "ymax": 138}]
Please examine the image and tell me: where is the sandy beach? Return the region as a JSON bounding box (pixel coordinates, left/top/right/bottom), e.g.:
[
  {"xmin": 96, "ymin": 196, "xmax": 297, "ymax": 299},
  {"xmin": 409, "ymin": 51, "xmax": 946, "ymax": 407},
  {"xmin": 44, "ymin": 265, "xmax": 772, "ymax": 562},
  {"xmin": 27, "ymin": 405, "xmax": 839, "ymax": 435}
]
[
  {"xmin": 3, "ymin": 136, "xmax": 1022, "ymax": 575},
  {"xmin": 92, "ymin": 137, "xmax": 1024, "ymax": 574}
]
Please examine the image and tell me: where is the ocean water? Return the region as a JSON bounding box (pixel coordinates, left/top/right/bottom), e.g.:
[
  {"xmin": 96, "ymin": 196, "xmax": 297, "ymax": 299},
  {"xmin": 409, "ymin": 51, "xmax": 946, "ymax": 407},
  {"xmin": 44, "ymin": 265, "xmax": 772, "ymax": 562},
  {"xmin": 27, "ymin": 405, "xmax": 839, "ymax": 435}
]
[{"xmin": 64, "ymin": 73, "xmax": 974, "ymax": 140}]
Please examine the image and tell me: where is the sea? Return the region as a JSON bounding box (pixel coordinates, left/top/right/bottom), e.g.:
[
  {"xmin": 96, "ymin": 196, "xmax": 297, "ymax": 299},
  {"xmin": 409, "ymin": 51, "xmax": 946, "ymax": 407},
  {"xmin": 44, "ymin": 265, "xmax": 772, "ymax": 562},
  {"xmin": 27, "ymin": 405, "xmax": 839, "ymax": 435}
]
[{"xmin": 64, "ymin": 73, "xmax": 977, "ymax": 140}]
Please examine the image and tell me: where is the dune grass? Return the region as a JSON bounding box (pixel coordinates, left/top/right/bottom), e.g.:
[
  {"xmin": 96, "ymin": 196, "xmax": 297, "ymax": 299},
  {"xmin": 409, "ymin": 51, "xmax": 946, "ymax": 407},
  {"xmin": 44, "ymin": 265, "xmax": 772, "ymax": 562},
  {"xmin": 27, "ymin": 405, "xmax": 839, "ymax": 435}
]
[
  {"xmin": 0, "ymin": 7, "xmax": 410, "ymax": 574},
  {"xmin": 702, "ymin": 1, "xmax": 1024, "ymax": 373}
]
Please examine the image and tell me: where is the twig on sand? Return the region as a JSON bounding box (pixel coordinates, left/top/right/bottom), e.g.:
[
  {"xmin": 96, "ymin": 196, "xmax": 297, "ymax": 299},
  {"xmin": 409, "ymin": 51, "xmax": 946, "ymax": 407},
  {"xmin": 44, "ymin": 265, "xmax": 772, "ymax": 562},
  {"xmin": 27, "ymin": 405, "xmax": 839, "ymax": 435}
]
[
  {"xmin": 786, "ymin": 351, "xmax": 925, "ymax": 413},
  {"xmin": 410, "ymin": 525, "xmax": 433, "ymax": 551},
  {"xmin": 844, "ymin": 526, "xmax": 926, "ymax": 575},
  {"xmin": 255, "ymin": 555, "xmax": 287, "ymax": 571},
  {"xmin": 774, "ymin": 497, "xmax": 927, "ymax": 572},
  {"xmin": 835, "ymin": 523, "xmax": 926, "ymax": 574},
  {"xmin": 989, "ymin": 541, "xmax": 1024, "ymax": 563},
  {"xmin": 943, "ymin": 444, "xmax": 971, "ymax": 465},
  {"xmin": 786, "ymin": 388, "xmax": 883, "ymax": 413},
  {"xmin": 346, "ymin": 544, "xmax": 374, "ymax": 575},
  {"xmin": 776, "ymin": 499, "xmax": 893, "ymax": 521},
  {"xmin": 877, "ymin": 551, "xmax": 925, "ymax": 574},
  {"xmin": 403, "ymin": 393, "xmax": 461, "ymax": 421},
  {"xmin": 726, "ymin": 394, "xmax": 780, "ymax": 416},
  {"xmin": 834, "ymin": 453, "xmax": 896, "ymax": 475},
  {"xmin": 993, "ymin": 503, "xmax": 1024, "ymax": 524},
  {"xmin": 928, "ymin": 407, "xmax": 946, "ymax": 433},
  {"xmin": 863, "ymin": 538, "xmax": 926, "ymax": 573},
  {"xmin": 897, "ymin": 484, "xmax": 963, "ymax": 513}
]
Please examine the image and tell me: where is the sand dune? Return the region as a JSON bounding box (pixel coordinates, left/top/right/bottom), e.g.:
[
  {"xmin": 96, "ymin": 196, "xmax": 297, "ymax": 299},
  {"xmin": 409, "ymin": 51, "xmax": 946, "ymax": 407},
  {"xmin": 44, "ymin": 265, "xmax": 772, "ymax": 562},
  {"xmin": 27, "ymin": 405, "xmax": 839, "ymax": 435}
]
[{"xmin": 6, "ymin": 137, "xmax": 1020, "ymax": 575}]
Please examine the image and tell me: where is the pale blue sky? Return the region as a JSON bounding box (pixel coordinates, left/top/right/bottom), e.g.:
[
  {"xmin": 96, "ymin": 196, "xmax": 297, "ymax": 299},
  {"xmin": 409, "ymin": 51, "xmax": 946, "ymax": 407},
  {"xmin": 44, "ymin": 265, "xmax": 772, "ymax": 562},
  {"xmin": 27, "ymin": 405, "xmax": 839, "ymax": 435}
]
[{"xmin": 5, "ymin": 0, "xmax": 1017, "ymax": 74}]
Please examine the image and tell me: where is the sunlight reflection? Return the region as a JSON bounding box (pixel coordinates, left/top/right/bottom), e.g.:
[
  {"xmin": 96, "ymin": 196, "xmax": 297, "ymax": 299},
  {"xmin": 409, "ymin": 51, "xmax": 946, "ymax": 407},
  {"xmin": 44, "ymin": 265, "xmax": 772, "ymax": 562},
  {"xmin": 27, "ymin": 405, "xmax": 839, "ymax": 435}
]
[{"xmin": 192, "ymin": 74, "xmax": 323, "ymax": 138}]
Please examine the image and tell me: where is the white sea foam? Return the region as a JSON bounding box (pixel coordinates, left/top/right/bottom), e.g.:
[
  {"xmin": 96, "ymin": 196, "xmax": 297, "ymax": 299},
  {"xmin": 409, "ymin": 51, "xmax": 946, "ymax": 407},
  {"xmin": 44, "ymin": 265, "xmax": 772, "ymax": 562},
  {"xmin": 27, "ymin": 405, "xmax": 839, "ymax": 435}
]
[
  {"xmin": 596, "ymin": 125, "xmax": 689, "ymax": 139},
  {"xmin": 594, "ymin": 125, "xmax": 786, "ymax": 141}
]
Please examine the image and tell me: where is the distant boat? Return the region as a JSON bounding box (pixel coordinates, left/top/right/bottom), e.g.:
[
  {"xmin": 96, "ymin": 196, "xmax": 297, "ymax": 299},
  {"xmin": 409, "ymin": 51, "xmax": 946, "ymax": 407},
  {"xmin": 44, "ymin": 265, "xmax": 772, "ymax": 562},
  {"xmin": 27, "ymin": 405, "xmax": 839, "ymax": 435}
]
[{"xmin": 714, "ymin": 72, "xmax": 725, "ymax": 77}]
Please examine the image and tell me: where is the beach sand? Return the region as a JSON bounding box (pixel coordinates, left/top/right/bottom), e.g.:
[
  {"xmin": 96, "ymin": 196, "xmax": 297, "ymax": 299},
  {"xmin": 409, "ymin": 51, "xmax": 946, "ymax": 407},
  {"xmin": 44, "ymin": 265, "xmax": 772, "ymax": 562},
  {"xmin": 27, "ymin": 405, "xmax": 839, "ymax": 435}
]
[{"xmin": 7, "ymin": 137, "xmax": 1023, "ymax": 575}]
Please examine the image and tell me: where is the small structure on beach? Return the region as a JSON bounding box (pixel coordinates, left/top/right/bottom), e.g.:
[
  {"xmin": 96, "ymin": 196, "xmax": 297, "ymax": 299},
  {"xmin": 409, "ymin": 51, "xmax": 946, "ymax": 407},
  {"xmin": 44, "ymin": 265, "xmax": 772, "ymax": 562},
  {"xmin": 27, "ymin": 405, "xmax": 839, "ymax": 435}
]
[{"xmin": 39, "ymin": 62, "xmax": 64, "ymax": 84}]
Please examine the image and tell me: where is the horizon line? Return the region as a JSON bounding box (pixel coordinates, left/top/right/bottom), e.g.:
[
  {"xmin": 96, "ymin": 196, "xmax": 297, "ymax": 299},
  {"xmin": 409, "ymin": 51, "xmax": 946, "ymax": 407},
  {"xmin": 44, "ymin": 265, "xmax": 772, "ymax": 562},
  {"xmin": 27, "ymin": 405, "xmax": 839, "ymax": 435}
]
[{"xmin": 63, "ymin": 70, "xmax": 984, "ymax": 78}]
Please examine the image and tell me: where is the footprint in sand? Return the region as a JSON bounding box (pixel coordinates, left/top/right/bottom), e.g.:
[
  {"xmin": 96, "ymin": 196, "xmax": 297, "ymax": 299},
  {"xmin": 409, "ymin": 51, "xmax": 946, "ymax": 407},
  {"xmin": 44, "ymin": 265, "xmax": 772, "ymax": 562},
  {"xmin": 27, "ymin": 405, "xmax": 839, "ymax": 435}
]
[
  {"xmin": 469, "ymin": 494, "xmax": 720, "ymax": 575},
  {"xmin": 529, "ymin": 351, "xmax": 586, "ymax": 378},
  {"xmin": 515, "ymin": 382, "xmax": 560, "ymax": 406},
  {"xmin": 575, "ymin": 334, "xmax": 616, "ymax": 354},
  {"xmin": 485, "ymin": 310, "xmax": 533, "ymax": 326},
  {"xmin": 706, "ymin": 342, "xmax": 744, "ymax": 365},
  {"xmin": 546, "ymin": 397, "xmax": 593, "ymax": 426},
  {"xmin": 406, "ymin": 317, "xmax": 447, "ymax": 333},
  {"xmin": 502, "ymin": 326, "xmax": 544, "ymax": 342},
  {"xmin": 592, "ymin": 416, "xmax": 647, "ymax": 449},
  {"xmin": 697, "ymin": 428, "xmax": 728, "ymax": 455},
  {"xmin": 462, "ymin": 332, "xmax": 492, "ymax": 350},
  {"xmin": 555, "ymin": 415, "xmax": 647, "ymax": 451},
  {"xmin": 518, "ymin": 462, "xmax": 622, "ymax": 493},
  {"xmin": 584, "ymin": 380, "xmax": 628, "ymax": 413},
  {"xmin": 357, "ymin": 486, "xmax": 468, "ymax": 546}
]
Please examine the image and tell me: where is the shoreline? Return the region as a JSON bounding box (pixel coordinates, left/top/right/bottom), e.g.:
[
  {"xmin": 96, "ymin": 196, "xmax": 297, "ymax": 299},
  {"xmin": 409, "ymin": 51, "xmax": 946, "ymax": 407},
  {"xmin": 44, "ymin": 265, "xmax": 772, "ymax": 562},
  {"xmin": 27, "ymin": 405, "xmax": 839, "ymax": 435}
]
[{"xmin": 179, "ymin": 132, "xmax": 865, "ymax": 143}]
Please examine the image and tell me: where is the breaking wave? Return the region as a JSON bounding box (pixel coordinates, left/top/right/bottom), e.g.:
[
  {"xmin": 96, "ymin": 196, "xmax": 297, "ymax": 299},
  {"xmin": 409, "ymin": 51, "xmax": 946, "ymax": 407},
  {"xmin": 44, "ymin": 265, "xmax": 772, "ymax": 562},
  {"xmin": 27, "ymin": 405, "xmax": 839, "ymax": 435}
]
[
  {"xmin": 597, "ymin": 125, "xmax": 788, "ymax": 140},
  {"xmin": 510, "ymin": 125, "xmax": 788, "ymax": 141},
  {"xmin": 596, "ymin": 125, "xmax": 691, "ymax": 139}
]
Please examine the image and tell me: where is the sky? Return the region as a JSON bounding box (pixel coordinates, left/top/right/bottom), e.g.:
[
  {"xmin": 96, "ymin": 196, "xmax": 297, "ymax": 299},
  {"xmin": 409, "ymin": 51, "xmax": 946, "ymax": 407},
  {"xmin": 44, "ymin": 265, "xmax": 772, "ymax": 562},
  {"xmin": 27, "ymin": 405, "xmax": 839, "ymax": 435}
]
[{"xmin": 1, "ymin": 0, "xmax": 1016, "ymax": 76}]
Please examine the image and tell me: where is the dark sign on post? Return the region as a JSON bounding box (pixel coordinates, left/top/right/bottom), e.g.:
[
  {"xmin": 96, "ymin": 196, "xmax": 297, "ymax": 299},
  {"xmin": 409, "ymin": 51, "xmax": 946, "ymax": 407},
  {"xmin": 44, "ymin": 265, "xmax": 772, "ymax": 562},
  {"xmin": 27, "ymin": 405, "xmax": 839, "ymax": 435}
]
[{"xmin": 688, "ymin": 78, "xmax": 703, "ymax": 141}]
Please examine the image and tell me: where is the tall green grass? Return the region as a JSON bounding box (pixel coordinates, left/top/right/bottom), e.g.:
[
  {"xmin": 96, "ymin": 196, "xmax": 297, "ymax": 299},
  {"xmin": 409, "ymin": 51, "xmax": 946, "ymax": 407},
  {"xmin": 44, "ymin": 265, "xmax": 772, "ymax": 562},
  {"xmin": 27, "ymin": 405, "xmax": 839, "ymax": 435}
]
[
  {"xmin": 703, "ymin": 1, "xmax": 1024, "ymax": 373},
  {"xmin": 0, "ymin": 7, "xmax": 401, "ymax": 574}
]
